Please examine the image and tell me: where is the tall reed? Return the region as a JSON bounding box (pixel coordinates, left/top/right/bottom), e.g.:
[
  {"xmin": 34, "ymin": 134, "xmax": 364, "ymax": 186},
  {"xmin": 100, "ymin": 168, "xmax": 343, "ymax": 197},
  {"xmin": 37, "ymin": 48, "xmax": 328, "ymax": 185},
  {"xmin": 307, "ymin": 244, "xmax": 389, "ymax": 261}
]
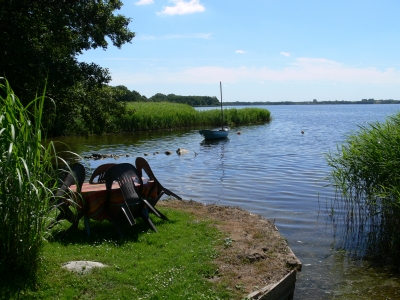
[
  {"xmin": 118, "ymin": 102, "xmax": 271, "ymax": 131},
  {"xmin": 326, "ymin": 112, "xmax": 400, "ymax": 268},
  {"xmin": 0, "ymin": 79, "xmax": 60, "ymax": 278}
]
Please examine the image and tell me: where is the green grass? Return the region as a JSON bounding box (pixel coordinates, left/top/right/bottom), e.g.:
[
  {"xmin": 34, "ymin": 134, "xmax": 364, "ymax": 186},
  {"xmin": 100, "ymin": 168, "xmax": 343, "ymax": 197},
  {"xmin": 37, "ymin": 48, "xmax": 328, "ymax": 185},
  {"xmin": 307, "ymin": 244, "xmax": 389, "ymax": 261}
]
[
  {"xmin": 118, "ymin": 102, "xmax": 271, "ymax": 131},
  {"xmin": 1, "ymin": 206, "xmax": 236, "ymax": 299}
]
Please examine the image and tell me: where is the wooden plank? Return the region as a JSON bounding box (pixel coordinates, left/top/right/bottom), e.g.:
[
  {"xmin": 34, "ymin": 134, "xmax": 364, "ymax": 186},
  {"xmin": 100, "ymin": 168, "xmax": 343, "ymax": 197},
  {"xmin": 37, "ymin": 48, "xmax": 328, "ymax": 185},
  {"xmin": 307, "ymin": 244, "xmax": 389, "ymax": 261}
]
[
  {"xmin": 247, "ymin": 270, "xmax": 297, "ymax": 300},
  {"xmin": 262, "ymin": 270, "xmax": 297, "ymax": 300}
]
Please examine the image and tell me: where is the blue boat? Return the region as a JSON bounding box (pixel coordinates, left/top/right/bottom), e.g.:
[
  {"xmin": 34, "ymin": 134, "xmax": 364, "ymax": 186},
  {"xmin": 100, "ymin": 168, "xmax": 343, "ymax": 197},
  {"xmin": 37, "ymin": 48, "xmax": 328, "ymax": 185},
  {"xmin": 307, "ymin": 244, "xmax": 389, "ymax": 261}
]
[
  {"xmin": 199, "ymin": 82, "xmax": 229, "ymax": 140},
  {"xmin": 199, "ymin": 127, "xmax": 229, "ymax": 140}
]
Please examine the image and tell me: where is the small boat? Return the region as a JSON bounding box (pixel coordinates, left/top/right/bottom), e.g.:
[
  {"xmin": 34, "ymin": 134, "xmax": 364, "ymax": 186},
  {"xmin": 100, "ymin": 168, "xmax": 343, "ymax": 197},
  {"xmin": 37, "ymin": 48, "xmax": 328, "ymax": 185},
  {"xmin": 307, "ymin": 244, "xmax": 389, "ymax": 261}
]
[
  {"xmin": 199, "ymin": 127, "xmax": 229, "ymax": 140},
  {"xmin": 199, "ymin": 82, "xmax": 229, "ymax": 140}
]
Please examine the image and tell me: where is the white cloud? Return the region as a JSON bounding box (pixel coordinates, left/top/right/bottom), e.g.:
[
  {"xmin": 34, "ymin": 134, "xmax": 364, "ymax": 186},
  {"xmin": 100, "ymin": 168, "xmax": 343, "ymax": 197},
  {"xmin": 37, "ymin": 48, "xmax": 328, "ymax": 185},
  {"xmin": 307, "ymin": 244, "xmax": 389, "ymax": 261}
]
[
  {"xmin": 135, "ymin": 0, "xmax": 153, "ymax": 5},
  {"xmin": 157, "ymin": 0, "xmax": 205, "ymax": 15},
  {"xmin": 280, "ymin": 52, "xmax": 290, "ymax": 57},
  {"xmin": 110, "ymin": 57, "xmax": 400, "ymax": 86},
  {"xmin": 235, "ymin": 50, "xmax": 245, "ymax": 54},
  {"xmin": 139, "ymin": 35, "xmax": 156, "ymax": 40}
]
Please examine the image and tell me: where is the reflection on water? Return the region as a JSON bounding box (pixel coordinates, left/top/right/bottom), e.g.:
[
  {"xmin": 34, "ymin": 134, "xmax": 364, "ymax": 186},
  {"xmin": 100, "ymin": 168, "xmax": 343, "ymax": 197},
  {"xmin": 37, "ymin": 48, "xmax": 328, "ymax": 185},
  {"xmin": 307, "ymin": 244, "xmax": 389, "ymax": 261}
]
[
  {"xmin": 200, "ymin": 138, "xmax": 227, "ymax": 184},
  {"xmin": 330, "ymin": 190, "xmax": 400, "ymax": 276},
  {"xmin": 52, "ymin": 104, "xmax": 400, "ymax": 299}
]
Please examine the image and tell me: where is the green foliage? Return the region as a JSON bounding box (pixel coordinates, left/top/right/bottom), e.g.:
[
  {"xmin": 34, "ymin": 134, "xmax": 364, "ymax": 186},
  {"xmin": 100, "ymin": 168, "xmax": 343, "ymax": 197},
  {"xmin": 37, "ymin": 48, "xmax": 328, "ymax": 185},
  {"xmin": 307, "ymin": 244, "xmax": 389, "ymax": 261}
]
[
  {"xmin": 112, "ymin": 86, "xmax": 145, "ymax": 102},
  {"xmin": 120, "ymin": 102, "xmax": 199, "ymax": 131},
  {"xmin": 326, "ymin": 112, "xmax": 400, "ymax": 267},
  {"xmin": 2, "ymin": 208, "xmax": 235, "ymax": 299},
  {"xmin": 149, "ymin": 93, "xmax": 220, "ymax": 106},
  {"xmin": 223, "ymin": 107, "xmax": 271, "ymax": 126},
  {"xmin": 1, "ymin": 0, "xmax": 135, "ymax": 136},
  {"xmin": 118, "ymin": 102, "xmax": 271, "ymax": 131},
  {"xmin": 52, "ymin": 83, "xmax": 127, "ymax": 136},
  {"xmin": 113, "ymin": 87, "xmax": 220, "ymax": 106},
  {"xmin": 0, "ymin": 79, "xmax": 59, "ymax": 278}
]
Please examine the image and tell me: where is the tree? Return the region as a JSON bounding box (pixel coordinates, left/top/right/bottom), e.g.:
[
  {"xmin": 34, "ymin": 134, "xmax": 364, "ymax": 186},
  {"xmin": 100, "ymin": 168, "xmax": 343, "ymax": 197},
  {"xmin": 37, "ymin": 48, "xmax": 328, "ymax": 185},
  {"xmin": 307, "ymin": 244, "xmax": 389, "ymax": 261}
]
[
  {"xmin": 0, "ymin": 0, "xmax": 135, "ymax": 136},
  {"xmin": 51, "ymin": 83, "xmax": 126, "ymax": 136},
  {"xmin": 113, "ymin": 86, "xmax": 143, "ymax": 102},
  {"xmin": 150, "ymin": 93, "xmax": 168, "ymax": 102},
  {"xmin": 148, "ymin": 93, "xmax": 220, "ymax": 106}
]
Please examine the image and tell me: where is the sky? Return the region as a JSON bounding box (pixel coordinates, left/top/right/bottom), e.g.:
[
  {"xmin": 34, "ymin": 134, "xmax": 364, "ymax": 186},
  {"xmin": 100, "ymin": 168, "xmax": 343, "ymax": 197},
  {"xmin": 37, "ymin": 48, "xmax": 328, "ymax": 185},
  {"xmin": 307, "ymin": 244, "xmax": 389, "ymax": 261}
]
[{"xmin": 79, "ymin": 0, "xmax": 400, "ymax": 102}]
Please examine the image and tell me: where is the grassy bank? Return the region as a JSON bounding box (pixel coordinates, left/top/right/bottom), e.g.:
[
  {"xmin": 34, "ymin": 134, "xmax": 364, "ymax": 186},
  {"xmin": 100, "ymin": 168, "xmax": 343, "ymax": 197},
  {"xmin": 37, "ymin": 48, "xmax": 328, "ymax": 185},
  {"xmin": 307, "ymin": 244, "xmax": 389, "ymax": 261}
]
[
  {"xmin": 1, "ymin": 206, "xmax": 235, "ymax": 299},
  {"xmin": 1, "ymin": 200, "xmax": 298, "ymax": 300},
  {"xmin": 117, "ymin": 102, "xmax": 271, "ymax": 132},
  {"xmin": 326, "ymin": 112, "xmax": 400, "ymax": 268}
]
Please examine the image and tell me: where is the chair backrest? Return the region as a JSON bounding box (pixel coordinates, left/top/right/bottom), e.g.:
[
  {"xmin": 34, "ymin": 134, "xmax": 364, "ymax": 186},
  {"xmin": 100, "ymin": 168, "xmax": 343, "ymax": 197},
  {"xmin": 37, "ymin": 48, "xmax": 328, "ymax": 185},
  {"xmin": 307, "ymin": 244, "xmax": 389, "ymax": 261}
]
[
  {"xmin": 104, "ymin": 163, "xmax": 144, "ymax": 217},
  {"xmin": 57, "ymin": 163, "xmax": 86, "ymax": 195},
  {"xmin": 72, "ymin": 163, "xmax": 86, "ymax": 189},
  {"xmin": 135, "ymin": 157, "xmax": 182, "ymax": 202},
  {"xmin": 135, "ymin": 156, "xmax": 161, "ymax": 188},
  {"xmin": 89, "ymin": 163, "xmax": 117, "ymax": 184},
  {"xmin": 51, "ymin": 162, "xmax": 86, "ymax": 217},
  {"xmin": 135, "ymin": 157, "xmax": 154, "ymax": 178}
]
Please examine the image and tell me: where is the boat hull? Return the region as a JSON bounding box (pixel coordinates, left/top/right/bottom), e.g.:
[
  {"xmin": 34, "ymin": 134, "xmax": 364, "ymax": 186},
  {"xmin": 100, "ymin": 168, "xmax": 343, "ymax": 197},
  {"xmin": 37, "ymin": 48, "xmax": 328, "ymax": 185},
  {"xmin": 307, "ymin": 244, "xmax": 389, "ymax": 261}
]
[{"xmin": 199, "ymin": 129, "xmax": 229, "ymax": 140}]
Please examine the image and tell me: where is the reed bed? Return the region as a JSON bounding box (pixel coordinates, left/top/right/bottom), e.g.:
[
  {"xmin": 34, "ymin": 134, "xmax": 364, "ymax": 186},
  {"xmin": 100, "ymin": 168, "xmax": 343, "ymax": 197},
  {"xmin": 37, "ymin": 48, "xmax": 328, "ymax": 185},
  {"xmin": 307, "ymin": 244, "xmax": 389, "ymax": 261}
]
[
  {"xmin": 326, "ymin": 112, "xmax": 400, "ymax": 268},
  {"xmin": 0, "ymin": 79, "xmax": 79, "ymax": 281},
  {"xmin": 223, "ymin": 107, "xmax": 271, "ymax": 126},
  {"xmin": 118, "ymin": 102, "xmax": 271, "ymax": 131}
]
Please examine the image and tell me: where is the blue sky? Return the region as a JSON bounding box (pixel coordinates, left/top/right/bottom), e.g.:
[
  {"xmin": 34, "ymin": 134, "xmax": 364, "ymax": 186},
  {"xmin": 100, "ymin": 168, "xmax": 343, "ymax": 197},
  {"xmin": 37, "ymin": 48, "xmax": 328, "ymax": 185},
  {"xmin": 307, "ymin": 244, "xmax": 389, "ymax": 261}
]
[{"xmin": 80, "ymin": 0, "xmax": 400, "ymax": 102}]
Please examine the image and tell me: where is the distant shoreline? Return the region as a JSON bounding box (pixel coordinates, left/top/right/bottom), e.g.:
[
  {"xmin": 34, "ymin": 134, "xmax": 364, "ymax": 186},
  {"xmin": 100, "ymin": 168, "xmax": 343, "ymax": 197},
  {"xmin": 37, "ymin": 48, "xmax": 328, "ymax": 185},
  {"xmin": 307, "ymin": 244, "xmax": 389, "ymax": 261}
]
[{"xmin": 195, "ymin": 99, "xmax": 400, "ymax": 107}]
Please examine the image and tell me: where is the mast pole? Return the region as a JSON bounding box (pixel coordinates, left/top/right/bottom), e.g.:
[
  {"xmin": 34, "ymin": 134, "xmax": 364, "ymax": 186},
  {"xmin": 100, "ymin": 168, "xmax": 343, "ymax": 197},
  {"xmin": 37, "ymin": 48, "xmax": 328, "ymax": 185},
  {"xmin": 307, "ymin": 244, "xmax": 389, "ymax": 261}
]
[{"xmin": 220, "ymin": 81, "xmax": 223, "ymax": 130}]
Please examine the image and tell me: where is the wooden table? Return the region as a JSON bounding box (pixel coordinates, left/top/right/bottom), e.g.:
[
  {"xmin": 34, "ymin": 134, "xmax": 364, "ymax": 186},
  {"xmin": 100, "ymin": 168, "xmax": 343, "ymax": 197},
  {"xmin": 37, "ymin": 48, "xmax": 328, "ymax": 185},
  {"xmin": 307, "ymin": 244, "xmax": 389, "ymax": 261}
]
[{"xmin": 71, "ymin": 179, "xmax": 157, "ymax": 222}]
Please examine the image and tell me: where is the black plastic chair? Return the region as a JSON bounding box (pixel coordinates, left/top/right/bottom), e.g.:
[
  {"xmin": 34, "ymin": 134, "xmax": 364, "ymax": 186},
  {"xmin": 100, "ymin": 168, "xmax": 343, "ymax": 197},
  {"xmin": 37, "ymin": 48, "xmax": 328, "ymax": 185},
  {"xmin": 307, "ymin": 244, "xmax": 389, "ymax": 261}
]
[
  {"xmin": 49, "ymin": 162, "xmax": 86, "ymax": 228},
  {"xmin": 135, "ymin": 157, "xmax": 181, "ymax": 220},
  {"xmin": 89, "ymin": 163, "xmax": 117, "ymax": 184},
  {"xmin": 104, "ymin": 163, "xmax": 162, "ymax": 236},
  {"xmin": 84, "ymin": 163, "xmax": 117, "ymax": 235}
]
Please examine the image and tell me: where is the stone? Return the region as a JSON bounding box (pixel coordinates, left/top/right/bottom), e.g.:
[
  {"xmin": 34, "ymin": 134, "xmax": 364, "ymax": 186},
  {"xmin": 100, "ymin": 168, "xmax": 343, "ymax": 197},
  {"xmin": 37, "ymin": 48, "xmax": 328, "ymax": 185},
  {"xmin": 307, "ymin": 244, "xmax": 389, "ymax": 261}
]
[
  {"xmin": 62, "ymin": 261, "xmax": 107, "ymax": 274},
  {"xmin": 237, "ymin": 250, "xmax": 266, "ymax": 263},
  {"xmin": 176, "ymin": 148, "xmax": 190, "ymax": 155}
]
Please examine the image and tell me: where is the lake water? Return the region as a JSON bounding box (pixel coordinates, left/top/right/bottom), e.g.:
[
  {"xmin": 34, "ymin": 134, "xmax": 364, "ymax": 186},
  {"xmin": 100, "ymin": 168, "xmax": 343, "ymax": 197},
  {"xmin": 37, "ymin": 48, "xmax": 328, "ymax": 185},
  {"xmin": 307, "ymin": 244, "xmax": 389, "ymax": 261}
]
[{"xmin": 53, "ymin": 104, "xmax": 400, "ymax": 299}]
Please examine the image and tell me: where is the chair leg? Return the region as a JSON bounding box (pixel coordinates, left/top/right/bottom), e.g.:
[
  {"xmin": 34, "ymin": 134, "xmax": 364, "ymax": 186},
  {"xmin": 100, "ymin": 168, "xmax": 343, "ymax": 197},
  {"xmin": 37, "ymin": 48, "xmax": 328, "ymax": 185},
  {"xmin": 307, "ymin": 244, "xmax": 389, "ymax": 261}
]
[
  {"xmin": 47, "ymin": 219, "xmax": 57, "ymax": 229},
  {"xmin": 142, "ymin": 199, "xmax": 162, "ymax": 218},
  {"xmin": 163, "ymin": 188, "xmax": 182, "ymax": 200},
  {"xmin": 141, "ymin": 207, "xmax": 158, "ymax": 232},
  {"xmin": 110, "ymin": 217, "xmax": 124, "ymax": 238},
  {"xmin": 66, "ymin": 209, "xmax": 86, "ymax": 233},
  {"xmin": 152, "ymin": 207, "xmax": 169, "ymax": 220},
  {"xmin": 121, "ymin": 204, "xmax": 136, "ymax": 226},
  {"xmin": 105, "ymin": 208, "xmax": 125, "ymax": 238},
  {"xmin": 48, "ymin": 210, "xmax": 65, "ymax": 229},
  {"xmin": 142, "ymin": 199, "xmax": 168, "ymax": 220},
  {"xmin": 84, "ymin": 216, "xmax": 91, "ymax": 236},
  {"xmin": 60, "ymin": 204, "xmax": 76, "ymax": 223}
]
